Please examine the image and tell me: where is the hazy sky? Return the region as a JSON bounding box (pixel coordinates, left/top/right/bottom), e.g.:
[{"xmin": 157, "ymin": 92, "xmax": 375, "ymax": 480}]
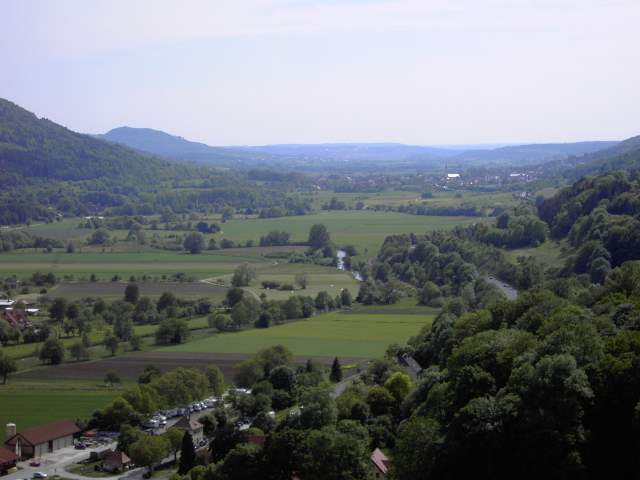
[{"xmin": 2, "ymin": 0, "xmax": 639, "ymax": 145}]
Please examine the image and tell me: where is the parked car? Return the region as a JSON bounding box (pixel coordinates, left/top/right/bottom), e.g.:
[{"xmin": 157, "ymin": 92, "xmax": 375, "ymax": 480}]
[
  {"xmin": 74, "ymin": 443, "xmax": 87, "ymax": 450},
  {"xmin": 33, "ymin": 472, "xmax": 47, "ymax": 479},
  {"xmin": 29, "ymin": 461, "xmax": 40, "ymax": 467}
]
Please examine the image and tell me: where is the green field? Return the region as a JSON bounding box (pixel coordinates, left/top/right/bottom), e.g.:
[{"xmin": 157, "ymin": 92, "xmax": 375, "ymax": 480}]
[
  {"xmin": 211, "ymin": 211, "xmax": 478, "ymax": 256},
  {"xmin": 0, "ymin": 380, "xmax": 121, "ymax": 431},
  {"xmin": 506, "ymin": 240, "xmax": 568, "ymax": 267},
  {"xmin": 162, "ymin": 306, "xmax": 435, "ymax": 358}
]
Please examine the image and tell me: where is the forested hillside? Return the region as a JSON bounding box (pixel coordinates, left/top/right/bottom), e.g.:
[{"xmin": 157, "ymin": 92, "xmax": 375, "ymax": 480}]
[
  {"xmin": 539, "ymin": 172, "xmax": 640, "ymax": 281},
  {"xmin": 97, "ymin": 126, "xmax": 266, "ymax": 165},
  {"xmin": 0, "ymin": 99, "xmax": 310, "ymax": 224}
]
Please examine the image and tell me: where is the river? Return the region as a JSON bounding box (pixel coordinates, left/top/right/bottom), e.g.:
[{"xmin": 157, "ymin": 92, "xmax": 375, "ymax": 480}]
[{"xmin": 336, "ymin": 250, "xmax": 363, "ymax": 281}]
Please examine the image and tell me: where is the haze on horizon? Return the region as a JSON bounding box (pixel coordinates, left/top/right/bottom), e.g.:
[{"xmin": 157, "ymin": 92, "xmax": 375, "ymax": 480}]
[{"xmin": 2, "ymin": 0, "xmax": 639, "ymax": 146}]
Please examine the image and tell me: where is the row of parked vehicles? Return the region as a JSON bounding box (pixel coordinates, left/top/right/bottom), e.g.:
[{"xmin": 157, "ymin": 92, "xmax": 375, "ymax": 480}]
[{"xmin": 143, "ymin": 397, "xmax": 222, "ymax": 429}]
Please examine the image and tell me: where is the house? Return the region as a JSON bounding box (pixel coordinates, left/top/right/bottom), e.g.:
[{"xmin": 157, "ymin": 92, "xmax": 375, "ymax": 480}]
[
  {"xmin": 102, "ymin": 450, "xmax": 131, "ymax": 473},
  {"xmin": 370, "ymin": 448, "xmax": 390, "ymax": 478},
  {"xmin": 398, "ymin": 353, "xmax": 423, "ymax": 381},
  {"xmin": 173, "ymin": 416, "xmax": 204, "ymax": 445},
  {"xmin": 0, "ymin": 300, "xmax": 15, "ymax": 310},
  {"xmin": 5, "ymin": 420, "xmax": 80, "ymax": 459},
  {"xmin": 0, "ymin": 447, "xmax": 18, "ymax": 474},
  {"xmin": 1, "ymin": 309, "xmax": 32, "ymax": 331},
  {"xmin": 446, "ymin": 173, "xmax": 461, "ymax": 179}
]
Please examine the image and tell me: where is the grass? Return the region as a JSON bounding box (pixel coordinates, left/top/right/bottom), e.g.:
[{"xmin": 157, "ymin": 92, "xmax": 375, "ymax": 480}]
[
  {"xmin": 48, "ymin": 281, "xmax": 229, "ymax": 301},
  {"xmin": 162, "ymin": 306, "xmax": 434, "ymax": 358},
  {"xmin": 0, "ymin": 379, "xmax": 122, "ymax": 430},
  {"xmin": 505, "ymin": 240, "xmax": 568, "ymax": 267},
  {"xmin": 211, "ymin": 210, "xmax": 478, "ymax": 256}
]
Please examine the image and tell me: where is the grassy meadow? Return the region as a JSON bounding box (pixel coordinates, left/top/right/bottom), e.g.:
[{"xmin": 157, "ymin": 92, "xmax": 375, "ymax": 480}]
[
  {"xmin": 162, "ymin": 304, "xmax": 435, "ymax": 358},
  {"xmin": 0, "ymin": 380, "xmax": 122, "ymax": 431}
]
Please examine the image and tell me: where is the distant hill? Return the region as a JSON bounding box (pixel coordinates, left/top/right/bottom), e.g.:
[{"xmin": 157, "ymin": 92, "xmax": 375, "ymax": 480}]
[
  {"xmin": 444, "ymin": 141, "xmax": 618, "ymax": 166},
  {"xmin": 97, "ymin": 127, "xmax": 270, "ymax": 165},
  {"xmin": 0, "ymin": 98, "xmax": 181, "ymax": 182},
  {"xmin": 560, "ymin": 135, "xmax": 640, "ymax": 180}
]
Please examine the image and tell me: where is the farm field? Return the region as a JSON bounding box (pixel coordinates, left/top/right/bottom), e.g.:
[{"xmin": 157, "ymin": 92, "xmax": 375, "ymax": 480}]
[
  {"xmin": 0, "ymin": 380, "xmax": 121, "ymax": 431},
  {"xmin": 163, "ymin": 307, "xmax": 435, "ymax": 358},
  {"xmin": 49, "ymin": 281, "xmax": 229, "ymax": 301},
  {"xmin": 0, "ymin": 249, "xmax": 271, "ymax": 281},
  {"xmin": 211, "ymin": 211, "xmax": 479, "ymax": 256},
  {"xmin": 506, "ymin": 240, "xmax": 568, "ymax": 267}
]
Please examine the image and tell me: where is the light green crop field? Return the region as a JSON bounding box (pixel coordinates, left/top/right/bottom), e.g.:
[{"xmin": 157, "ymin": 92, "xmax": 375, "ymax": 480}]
[
  {"xmin": 162, "ymin": 307, "xmax": 434, "ymax": 358},
  {"xmin": 211, "ymin": 210, "xmax": 479, "ymax": 256},
  {"xmin": 0, "ymin": 380, "xmax": 122, "ymax": 430},
  {"xmin": 0, "ymin": 249, "xmax": 270, "ymax": 281}
]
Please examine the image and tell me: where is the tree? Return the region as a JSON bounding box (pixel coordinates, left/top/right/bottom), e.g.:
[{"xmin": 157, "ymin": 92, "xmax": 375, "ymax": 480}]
[
  {"xmin": 383, "ymin": 371, "xmax": 414, "ymax": 403},
  {"xmin": 231, "ymin": 263, "xmax": 257, "ymax": 287},
  {"xmin": 0, "ymin": 352, "xmax": 17, "ymax": 383},
  {"xmin": 330, "ymin": 357, "xmax": 343, "ymax": 383},
  {"xmin": 183, "ymin": 232, "xmax": 205, "ymax": 254},
  {"xmin": 104, "ymin": 371, "xmax": 121, "ymax": 386},
  {"xmin": 308, "ymin": 224, "xmax": 330, "ymax": 249},
  {"xmin": 155, "ymin": 318, "xmax": 190, "ymax": 345},
  {"xmin": 138, "ymin": 364, "xmax": 162, "ymax": 384},
  {"xmin": 88, "ymin": 228, "xmax": 111, "ymax": 246},
  {"xmin": 68, "ymin": 341, "xmax": 90, "ymax": 361},
  {"xmin": 205, "ymin": 365, "xmax": 225, "ymax": 396},
  {"xmin": 295, "ymin": 273, "xmax": 309, "ymax": 290},
  {"xmin": 117, "ymin": 425, "xmax": 145, "ymax": 455},
  {"xmin": 104, "ymin": 333, "xmax": 119, "ymax": 356},
  {"xmin": 393, "ymin": 417, "xmax": 442, "ymax": 480},
  {"xmin": 269, "ymin": 366, "xmax": 296, "ymax": 394},
  {"xmin": 340, "ymin": 288, "xmax": 352, "ymax": 307},
  {"xmin": 124, "ymin": 283, "xmax": 140, "ymax": 303},
  {"xmin": 178, "ymin": 431, "xmax": 196, "ymax": 474},
  {"xmin": 157, "ymin": 291, "xmax": 178, "ymax": 311},
  {"xmin": 163, "ymin": 427, "xmax": 184, "ymax": 462},
  {"xmin": 129, "ymin": 435, "xmax": 169, "ymax": 473},
  {"xmin": 49, "ymin": 297, "xmax": 67, "ymax": 323},
  {"xmin": 130, "ymin": 334, "xmax": 143, "ymax": 351},
  {"xmin": 39, "ymin": 338, "xmax": 65, "ymax": 364}
]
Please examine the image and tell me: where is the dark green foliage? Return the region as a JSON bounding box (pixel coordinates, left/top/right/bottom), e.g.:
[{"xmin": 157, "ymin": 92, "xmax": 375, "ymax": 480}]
[
  {"xmin": 39, "ymin": 338, "xmax": 65, "ymax": 364},
  {"xmin": 330, "ymin": 357, "xmax": 343, "ymax": 383},
  {"xmin": 178, "ymin": 431, "xmax": 196, "ymax": 474}
]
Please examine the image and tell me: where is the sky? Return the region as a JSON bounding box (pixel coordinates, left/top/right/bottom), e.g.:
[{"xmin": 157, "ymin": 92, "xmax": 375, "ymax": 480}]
[{"xmin": 1, "ymin": 0, "xmax": 639, "ymax": 145}]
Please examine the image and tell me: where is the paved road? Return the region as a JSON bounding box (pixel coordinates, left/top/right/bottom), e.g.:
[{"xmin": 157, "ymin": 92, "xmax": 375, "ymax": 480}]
[
  {"xmin": 484, "ymin": 275, "xmax": 518, "ymax": 300},
  {"xmin": 4, "ymin": 441, "xmax": 121, "ymax": 480}
]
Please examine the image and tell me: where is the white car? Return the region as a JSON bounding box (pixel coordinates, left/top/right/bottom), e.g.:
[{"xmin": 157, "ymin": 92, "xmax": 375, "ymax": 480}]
[{"xmin": 33, "ymin": 473, "xmax": 47, "ymax": 479}]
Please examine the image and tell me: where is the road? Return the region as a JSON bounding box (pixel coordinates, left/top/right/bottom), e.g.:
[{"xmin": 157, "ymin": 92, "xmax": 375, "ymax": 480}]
[
  {"xmin": 3, "ymin": 441, "xmax": 122, "ymax": 480},
  {"xmin": 484, "ymin": 275, "xmax": 518, "ymax": 300}
]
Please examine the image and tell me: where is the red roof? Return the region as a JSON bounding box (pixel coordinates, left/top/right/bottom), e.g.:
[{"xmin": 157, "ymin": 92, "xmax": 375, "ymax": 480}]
[
  {"xmin": 104, "ymin": 450, "xmax": 131, "ymax": 466},
  {"xmin": 371, "ymin": 448, "xmax": 390, "ymax": 475},
  {"xmin": 5, "ymin": 420, "xmax": 80, "ymax": 447},
  {"xmin": 173, "ymin": 416, "xmax": 202, "ymax": 432},
  {"xmin": 0, "ymin": 447, "xmax": 18, "ymax": 465}
]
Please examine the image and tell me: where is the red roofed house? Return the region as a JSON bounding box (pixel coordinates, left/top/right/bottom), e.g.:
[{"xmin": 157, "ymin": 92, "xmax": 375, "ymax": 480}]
[
  {"xmin": 0, "ymin": 309, "xmax": 32, "ymax": 331},
  {"xmin": 173, "ymin": 416, "xmax": 204, "ymax": 445},
  {"xmin": 102, "ymin": 450, "xmax": 132, "ymax": 473},
  {"xmin": 5, "ymin": 420, "xmax": 80, "ymax": 460},
  {"xmin": 0, "ymin": 447, "xmax": 18, "ymax": 474},
  {"xmin": 370, "ymin": 448, "xmax": 390, "ymax": 478}
]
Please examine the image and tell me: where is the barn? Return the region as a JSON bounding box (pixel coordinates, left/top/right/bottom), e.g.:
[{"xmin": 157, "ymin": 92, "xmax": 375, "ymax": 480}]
[{"xmin": 5, "ymin": 420, "xmax": 80, "ymax": 460}]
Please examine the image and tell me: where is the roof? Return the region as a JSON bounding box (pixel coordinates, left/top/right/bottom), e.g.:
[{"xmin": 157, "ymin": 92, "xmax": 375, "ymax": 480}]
[
  {"xmin": 0, "ymin": 447, "xmax": 18, "ymax": 465},
  {"xmin": 173, "ymin": 416, "xmax": 202, "ymax": 432},
  {"xmin": 104, "ymin": 450, "xmax": 131, "ymax": 466},
  {"xmin": 371, "ymin": 448, "xmax": 390, "ymax": 475},
  {"xmin": 5, "ymin": 420, "xmax": 80, "ymax": 447}
]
